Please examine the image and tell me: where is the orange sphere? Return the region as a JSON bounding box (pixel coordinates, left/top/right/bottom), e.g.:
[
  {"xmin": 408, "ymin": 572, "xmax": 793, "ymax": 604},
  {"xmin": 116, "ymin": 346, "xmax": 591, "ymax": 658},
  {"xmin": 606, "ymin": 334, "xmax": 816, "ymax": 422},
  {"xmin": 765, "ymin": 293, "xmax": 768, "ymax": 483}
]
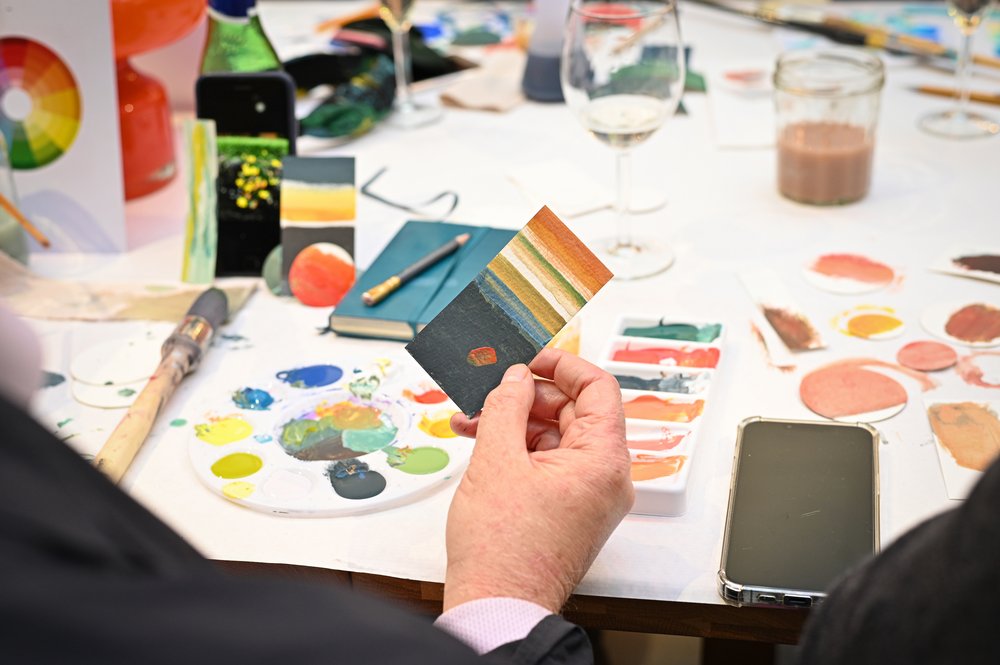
[{"xmin": 289, "ymin": 243, "xmax": 357, "ymax": 307}]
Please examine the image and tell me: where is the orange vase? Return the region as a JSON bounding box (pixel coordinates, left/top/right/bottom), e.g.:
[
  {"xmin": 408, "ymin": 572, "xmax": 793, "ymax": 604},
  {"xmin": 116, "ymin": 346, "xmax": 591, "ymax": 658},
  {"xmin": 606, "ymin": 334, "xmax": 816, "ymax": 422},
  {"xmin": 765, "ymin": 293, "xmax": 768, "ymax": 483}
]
[{"xmin": 112, "ymin": 0, "xmax": 204, "ymax": 200}]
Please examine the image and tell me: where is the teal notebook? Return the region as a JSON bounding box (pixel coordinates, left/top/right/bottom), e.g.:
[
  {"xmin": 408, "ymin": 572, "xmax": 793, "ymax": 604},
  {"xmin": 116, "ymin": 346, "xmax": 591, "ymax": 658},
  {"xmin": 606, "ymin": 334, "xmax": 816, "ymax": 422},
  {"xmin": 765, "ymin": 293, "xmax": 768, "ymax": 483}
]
[{"xmin": 329, "ymin": 221, "xmax": 517, "ymax": 341}]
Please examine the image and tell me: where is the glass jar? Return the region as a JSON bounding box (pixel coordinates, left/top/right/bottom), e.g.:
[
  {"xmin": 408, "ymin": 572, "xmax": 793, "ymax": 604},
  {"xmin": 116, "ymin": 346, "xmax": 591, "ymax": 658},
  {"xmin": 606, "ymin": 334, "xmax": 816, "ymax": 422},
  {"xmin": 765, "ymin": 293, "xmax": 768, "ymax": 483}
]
[{"xmin": 774, "ymin": 49, "xmax": 885, "ymax": 206}]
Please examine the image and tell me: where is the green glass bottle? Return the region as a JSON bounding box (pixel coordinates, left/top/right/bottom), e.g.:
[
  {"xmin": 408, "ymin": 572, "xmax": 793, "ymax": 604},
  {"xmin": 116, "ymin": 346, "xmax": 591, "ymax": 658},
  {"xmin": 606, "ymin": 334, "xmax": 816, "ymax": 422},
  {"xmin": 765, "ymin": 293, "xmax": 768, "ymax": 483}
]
[{"xmin": 200, "ymin": 0, "xmax": 282, "ymax": 74}]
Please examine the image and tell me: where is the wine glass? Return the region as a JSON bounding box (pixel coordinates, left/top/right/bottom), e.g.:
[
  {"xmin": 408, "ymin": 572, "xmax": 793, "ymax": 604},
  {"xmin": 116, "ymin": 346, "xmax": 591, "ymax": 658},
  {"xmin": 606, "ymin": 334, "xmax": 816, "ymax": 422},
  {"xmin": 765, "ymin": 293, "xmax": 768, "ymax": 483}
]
[
  {"xmin": 561, "ymin": 0, "xmax": 684, "ymax": 280},
  {"xmin": 919, "ymin": 0, "xmax": 998, "ymax": 138},
  {"xmin": 380, "ymin": 0, "xmax": 442, "ymax": 129}
]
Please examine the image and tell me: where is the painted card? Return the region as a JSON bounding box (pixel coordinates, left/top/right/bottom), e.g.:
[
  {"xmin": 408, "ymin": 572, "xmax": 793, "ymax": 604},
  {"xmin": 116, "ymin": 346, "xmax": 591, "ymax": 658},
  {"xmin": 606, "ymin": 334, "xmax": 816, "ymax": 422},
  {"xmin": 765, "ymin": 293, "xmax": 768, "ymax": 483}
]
[
  {"xmin": 740, "ymin": 268, "xmax": 826, "ymax": 351},
  {"xmin": 182, "ymin": 119, "xmax": 218, "ymax": 283},
  {"xmin": 0, "ymin": 0, "xmax": 126, "ymax": 252},
  {"xmin": 280, "ymin": 157, "xmax": 356, "ymax": 284},
  {"xmin": 931, "ymin": 249, "xmax": 1000, "ymax": 286},
  {"xmin": 406, "ymin": 206, "xmax": 612, "ymax": 416},
  {"xmin": 925, "ymin": 400, "xmax": 1000, "ymax": 500}
]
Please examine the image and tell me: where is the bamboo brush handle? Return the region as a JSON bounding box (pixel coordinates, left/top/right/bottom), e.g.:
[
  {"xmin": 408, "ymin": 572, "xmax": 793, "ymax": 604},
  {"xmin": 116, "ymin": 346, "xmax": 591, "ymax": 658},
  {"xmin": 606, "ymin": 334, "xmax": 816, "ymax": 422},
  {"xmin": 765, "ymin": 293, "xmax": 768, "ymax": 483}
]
[{"xmin": 92, "ymin": 351, "xmax": 189, "ymax": 484}]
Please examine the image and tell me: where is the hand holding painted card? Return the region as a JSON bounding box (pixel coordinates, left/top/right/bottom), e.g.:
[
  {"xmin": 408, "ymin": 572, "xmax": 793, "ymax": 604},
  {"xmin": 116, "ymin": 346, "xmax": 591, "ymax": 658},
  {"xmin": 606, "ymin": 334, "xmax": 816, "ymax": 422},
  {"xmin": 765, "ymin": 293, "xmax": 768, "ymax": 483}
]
[{"xmin": 405, "ymin": 207, "xmax": 613, "ymax": 416}]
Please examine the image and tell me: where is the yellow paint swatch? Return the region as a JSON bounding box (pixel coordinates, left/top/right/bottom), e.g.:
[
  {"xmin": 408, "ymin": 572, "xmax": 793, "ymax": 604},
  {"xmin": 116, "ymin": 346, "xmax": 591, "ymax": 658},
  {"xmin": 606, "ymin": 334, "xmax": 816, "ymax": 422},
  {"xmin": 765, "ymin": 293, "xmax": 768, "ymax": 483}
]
[
  {"xmin": 222, "ymin": 481, "xmax": 256, "ymax": 499},
  {"xmin": 211, "ymin": 452, "xmax": 263, "ymax": 479},
  {"xmin": 419, "ymin": 412, "xmax": 458, "ymax": 438},
  {"xmin": 847, "ymin": 313, "xmax": 903, "ymax": 339},
  {"xmin": 195, "ymin": 417, "xmax": 253, "ymax": 446}
]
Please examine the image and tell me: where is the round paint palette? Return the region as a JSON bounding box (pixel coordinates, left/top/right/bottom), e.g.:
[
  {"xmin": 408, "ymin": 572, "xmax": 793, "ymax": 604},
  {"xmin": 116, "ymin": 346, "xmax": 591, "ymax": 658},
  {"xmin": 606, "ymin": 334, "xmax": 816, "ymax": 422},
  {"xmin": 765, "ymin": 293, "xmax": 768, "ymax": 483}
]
[
  {"xmin": 188, "ymin": 363, "xmax": 470, "ymax": 517},
  {"xmin": 922, "ymin": 302, "xmax": 1000, "ymax": 348}
]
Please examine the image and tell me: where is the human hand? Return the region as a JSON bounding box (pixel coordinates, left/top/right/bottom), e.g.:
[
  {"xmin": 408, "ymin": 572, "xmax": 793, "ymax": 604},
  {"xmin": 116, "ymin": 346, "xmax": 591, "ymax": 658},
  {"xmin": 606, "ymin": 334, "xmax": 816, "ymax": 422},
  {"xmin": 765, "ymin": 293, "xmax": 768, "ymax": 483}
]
[{"xmin": 442, "ymin": 349, "xmax": 633, "ymax": 613}]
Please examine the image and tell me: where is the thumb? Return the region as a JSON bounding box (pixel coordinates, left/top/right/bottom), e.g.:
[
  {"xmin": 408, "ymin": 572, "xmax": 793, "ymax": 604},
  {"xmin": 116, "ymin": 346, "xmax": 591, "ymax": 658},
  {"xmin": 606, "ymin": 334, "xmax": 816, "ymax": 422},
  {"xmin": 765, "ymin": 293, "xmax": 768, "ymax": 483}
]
[{"xmin": 474, "ymin": 364, "xmax": 534, "ymax": 462}]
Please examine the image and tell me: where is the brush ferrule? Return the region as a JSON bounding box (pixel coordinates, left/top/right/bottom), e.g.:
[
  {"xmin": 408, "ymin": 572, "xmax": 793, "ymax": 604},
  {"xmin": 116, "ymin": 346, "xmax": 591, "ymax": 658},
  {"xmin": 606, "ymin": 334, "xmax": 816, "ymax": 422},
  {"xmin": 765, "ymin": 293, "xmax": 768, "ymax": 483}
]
[{"xmin": 162, "ymin": 315, "xmax": 214, "ymax": 372}]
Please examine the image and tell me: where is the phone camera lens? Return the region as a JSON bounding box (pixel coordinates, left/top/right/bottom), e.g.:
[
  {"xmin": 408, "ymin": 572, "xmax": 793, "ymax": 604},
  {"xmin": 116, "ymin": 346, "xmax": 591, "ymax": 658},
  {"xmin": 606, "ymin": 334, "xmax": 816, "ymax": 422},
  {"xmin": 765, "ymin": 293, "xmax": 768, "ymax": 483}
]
[{"xmin": 255, "ymin": 101, "xmax": 266, "ymax": 113}]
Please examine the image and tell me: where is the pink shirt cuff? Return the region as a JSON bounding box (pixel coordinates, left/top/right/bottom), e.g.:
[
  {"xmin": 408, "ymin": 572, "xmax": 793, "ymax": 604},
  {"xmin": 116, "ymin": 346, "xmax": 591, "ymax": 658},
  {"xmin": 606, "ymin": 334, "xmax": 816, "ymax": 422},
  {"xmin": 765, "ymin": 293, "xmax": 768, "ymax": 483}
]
[{"xmin": 434, "ymin": 597, "xmax": 553, "ymax": 655}]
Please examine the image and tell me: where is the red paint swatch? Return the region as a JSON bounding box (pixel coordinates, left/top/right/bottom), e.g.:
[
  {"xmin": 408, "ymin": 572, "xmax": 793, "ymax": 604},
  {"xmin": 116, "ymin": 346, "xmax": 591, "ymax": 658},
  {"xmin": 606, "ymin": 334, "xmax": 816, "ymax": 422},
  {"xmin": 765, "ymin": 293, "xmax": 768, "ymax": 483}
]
[
  {"xmin": 945, "ymin": 304, "xmax": 1000, "ymax": 344},
  {"xmin": 623, "ymin": 395, "xmax": 705, "ymax": 423},
  {"xmin": 612, "ymin": 345, "xmax": 720, "ymax": 368},
  {"xmin": 800, "ymin": 365, "xmax": 907, "ymax": 419},
  {"xmin": 466, "ymin": 347, "xmax": 497, "ymax": 367},
  {"xmin": 403, "ymin": 388, "xmax": 449, "ymax": 404},
  {"xmin": 631, "ymin": 455, "xmax": 686, "ymax": 481},
  {"xmin": 810, "ymin": 253, "xmax": 895, "ymax": 285},
  {"xmin": 897, "ymin": 341, "xmax": 957, "ymax": 372}
]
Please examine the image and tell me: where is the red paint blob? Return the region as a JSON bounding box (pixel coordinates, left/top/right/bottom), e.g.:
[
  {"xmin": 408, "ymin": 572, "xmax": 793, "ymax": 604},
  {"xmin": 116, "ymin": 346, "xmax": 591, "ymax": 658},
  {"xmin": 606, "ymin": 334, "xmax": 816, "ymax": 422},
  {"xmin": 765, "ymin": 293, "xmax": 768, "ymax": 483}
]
[
  {"xmin": 810, "ymin": 253, "xmax": 895, "ymax": 285},
  {"xmin": 466, "ymin": 347, "xmax": 497, "ymax": 367},
  {"xmin": 896, "ymin": 341, "xmax": 958, "ymax": 372},
  {"xmin": 404, "ymin": 388, "xmax": 448, "ymax": 404},
  {"xmin": 612, "ymin": 345, "xmax": 720, "ymax": 369},
  {"xmin": 800, "ymin": 365, "xmax": 907, "ymax": 419},
  {"xmin": 289, "ymin": 243, "xmax": 356, "ymax": 307}
]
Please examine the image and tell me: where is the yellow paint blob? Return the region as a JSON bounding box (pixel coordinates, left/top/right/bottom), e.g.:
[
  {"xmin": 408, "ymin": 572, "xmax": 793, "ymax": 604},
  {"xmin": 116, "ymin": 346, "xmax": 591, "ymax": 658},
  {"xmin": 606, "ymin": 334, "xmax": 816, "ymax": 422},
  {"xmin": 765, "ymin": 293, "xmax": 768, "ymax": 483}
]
[
  {"xmin": 419, "ymin": 412, "xmax": 458, "ymax": 438},
  {"xmin": 211, "ymin": 452, "xmax": 263, "ymax": 479},
  {"xmin": 195, "ymin": 417, "xmax": 253, "ymax": 446},
  {"xmin": 222, "ymin": 481, "xmax": 256, "ymax": 499},
  {"xmin": 847, "ymin": 313, "xmax": 902, "ymax": 339}
]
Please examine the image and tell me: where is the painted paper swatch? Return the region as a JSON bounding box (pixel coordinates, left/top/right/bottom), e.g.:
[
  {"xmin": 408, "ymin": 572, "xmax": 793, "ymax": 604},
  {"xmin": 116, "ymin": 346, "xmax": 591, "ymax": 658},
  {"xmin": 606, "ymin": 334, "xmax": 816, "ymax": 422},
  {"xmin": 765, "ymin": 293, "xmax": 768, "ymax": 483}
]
[
  {"xmin": 926, "ymin": 400, "xmax": 1000, "ymax": 500},
  {"xmin": 922, "ymin": 301, "xmax": 1000, "ymax": 348},
  {"xmin": 804, "ymin": 253, "xmax": 896, "ymax": 294},
  {"xmin": 741, "ymin": 268, "xmax": 825, "ymax": 351},
  {"xmin": 182, "ymin": 119, "xmax": 218, "ymax": 283},
  {"xmin": 406, "ymin": 206, "xmax": 612, "ymax": 415},
  {"xmin": 931, "ymin": 249, "xmax": 1000, "ymax": 286}
]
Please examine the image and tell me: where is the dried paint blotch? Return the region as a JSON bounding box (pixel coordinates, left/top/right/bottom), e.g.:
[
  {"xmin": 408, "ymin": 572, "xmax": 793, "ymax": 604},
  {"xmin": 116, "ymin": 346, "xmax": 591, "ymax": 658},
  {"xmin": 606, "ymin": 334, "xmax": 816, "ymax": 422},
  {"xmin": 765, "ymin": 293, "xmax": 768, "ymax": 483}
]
[
  {"xmin": 627, "ymin": 430, "xmax": 688, "ymax": 452},
  {"xmin": 315, "ymin": 401, "xmax": 383, "ymax": 430},
  {"xmin": 57, "ymin": 417, "xmax": 73, "ymax": 428},
  {"xmin": 800, "ymin": 365, "xmax": 906, "ymax": 420},
  {"xmin": 279, "ymin": 416, "xmax": 350, "ymax": 461},
  {"xmin": 41, "ymin": 371, "xmax": 66, "ymax": 388},
  {"xmin": 419, "ymin": 412, "xmax": 459, "ymax": 438},
  {"xmin": 467, "ymin": 346, "xmax": 497, "ymax": 367},
  {"xmin": 612, "ymin": 345, "xmax": 720, "ymax": 369},
  {"xmin": 170, "ymin": 418, "xmax": 188, "ymax": 427},
  {"xmin": 327, "ymin": 458, "xmax": 387, "ymax": 500},
  {"xmin": 615, "ymin": 372, "xmax": 711, "ymax": 395},
  {"xmin": 952, "ymin": 254, "xmax": 1000, "ymax": 276},
  {"xmin": 403, "ymin": 387, "xmax": 449, "ymax": 404},
  {"xmin": 211, "ymin": 452, "xmax": 263, "ymax": 479},
  {"xmin": 957, "ymin": 352, "xmax": 1000, "ymax": 389},
  {"xmin": 276, "ymin": 364, "xmax": 344, "ymax": 389},
  {"xmin": 945, "ymin": 304, "xmax": 1000, "ymax": 344},
  {"xmin": 622, "ymin": 322, "xmax": 722, "ymax": 343},
  {"xmin": 810, "ymin": 254, "xmax": 895, "ymax": 285},
  {"xmin": 928, "ymin": 402, "xmax": 1000, "ymax": 471},
  {"xmin": 622, "ymin": 395, "xmax": 704, "ymax": 423},
  {"xmin": 897, "ymin": 341, "xmax": 958, "ymax": 372},
  {"xmin": 763, "ymin": 306, "xmax": 824, "ymax": 351},
  {"xmin": 117, "ymin": 387, "xmax": 137, "ymax": 397},
  {"xmin": 254, "ymin": 434, "xmax": 273, "ymax": 443},
  {"xmin": 631, "ymin": 455, "xmax": 687, "ymax": 481},
  {"xmin": 232, "ymin": 387, "xmax": 275, "ymax": 411}
]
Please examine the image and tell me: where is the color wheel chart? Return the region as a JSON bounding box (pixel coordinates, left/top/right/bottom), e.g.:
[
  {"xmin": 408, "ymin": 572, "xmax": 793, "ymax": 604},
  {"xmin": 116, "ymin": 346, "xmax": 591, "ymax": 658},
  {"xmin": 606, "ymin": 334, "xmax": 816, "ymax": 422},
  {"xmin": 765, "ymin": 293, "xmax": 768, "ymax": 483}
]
[{"xmin": 0, "ymin": 37, "xmax": 81, "ymax": 169}]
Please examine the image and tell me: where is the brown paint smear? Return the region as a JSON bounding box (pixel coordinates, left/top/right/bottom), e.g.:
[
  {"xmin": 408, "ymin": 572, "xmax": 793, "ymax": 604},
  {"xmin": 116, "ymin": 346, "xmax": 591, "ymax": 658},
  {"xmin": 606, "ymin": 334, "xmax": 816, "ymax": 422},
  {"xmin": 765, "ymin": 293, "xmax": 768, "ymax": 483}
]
[
  {"xmin": 945, "ymin": 304, "xmax": 1000, "ymax": 343},
  {"xmin": 953, "ymin": 254, "xmax": 1000, "ymax": 276},
  {"xmin": 763, "ymin": 306, "xmax": 823, "ymax": 351},
  {"xmin": 928, "ymin": 402, "xmax": 1000, "ymax": 471}
]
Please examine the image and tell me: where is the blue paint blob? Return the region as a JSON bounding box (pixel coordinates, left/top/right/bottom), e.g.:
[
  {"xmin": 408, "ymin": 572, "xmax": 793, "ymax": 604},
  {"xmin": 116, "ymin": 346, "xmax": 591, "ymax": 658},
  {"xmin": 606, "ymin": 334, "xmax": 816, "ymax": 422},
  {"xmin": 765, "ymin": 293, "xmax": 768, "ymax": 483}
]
[
  {"xmin": 254, "ymin": 434, "xmax": 273, "ymax": 443},
  {"xmin": 232, "ymin": 387, "xmax": 275, "ymax": 411},
  {"xmin": 42, "ymin": 371, "xmax": 66, "ymax": 388},
  {"xmin": 276, "ymin": 364, "xmax": 344, "ymax": 389}
]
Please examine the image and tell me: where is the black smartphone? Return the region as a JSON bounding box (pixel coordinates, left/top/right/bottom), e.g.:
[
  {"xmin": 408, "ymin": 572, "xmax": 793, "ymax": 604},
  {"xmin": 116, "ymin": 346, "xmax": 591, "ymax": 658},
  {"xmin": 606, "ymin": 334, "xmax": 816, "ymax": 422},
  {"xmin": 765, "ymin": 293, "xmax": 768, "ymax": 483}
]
[
  {"xmin": 718, "ymin": 417, "xmax": 880, "ymax": 608},
  {"xmin": 196, "ymin": 72, "xmax": 297, "ymax": 276}
]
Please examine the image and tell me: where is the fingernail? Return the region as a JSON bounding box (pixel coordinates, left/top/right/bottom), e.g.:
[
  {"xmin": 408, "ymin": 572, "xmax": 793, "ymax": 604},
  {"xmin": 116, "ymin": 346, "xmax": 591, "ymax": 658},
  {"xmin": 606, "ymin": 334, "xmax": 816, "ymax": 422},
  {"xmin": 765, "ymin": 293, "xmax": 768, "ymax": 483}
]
[{"xmin": 503, "ymin": 364, "xmax": 528, "ymax": 383}]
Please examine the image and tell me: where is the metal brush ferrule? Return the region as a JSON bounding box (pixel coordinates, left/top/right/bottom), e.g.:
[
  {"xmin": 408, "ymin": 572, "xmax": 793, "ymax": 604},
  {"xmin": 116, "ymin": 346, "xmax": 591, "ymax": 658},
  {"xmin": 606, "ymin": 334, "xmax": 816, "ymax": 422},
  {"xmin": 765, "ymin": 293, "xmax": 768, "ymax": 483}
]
[{"xmin": 162, "ymin": 315, "xmax": 214, "ymax": 372}]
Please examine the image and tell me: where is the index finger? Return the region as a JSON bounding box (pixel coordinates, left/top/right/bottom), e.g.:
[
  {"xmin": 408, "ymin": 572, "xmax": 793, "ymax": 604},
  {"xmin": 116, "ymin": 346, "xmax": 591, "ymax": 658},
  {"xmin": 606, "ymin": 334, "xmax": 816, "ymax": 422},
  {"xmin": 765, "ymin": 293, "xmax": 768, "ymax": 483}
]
[{"xmin": 528, "ymin": 348, "xmax": 622, "ymax": 419}]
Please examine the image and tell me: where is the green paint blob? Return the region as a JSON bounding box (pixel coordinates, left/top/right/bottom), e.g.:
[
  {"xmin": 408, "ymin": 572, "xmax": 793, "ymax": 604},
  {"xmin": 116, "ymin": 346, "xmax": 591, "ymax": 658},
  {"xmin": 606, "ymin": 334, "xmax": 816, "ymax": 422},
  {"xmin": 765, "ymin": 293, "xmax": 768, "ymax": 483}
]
[
  {"xmin": 343, "ymin": 424, "xmax": 398, "ymax": 453},
  {"xmin": 117, "ymin": 387, "xmax": 137, "ymax": 397},
  {"xmin": 622, "ymin": 322, "xmax": 722, "ymax": 343},
  {"xmin": 210, "ymin": 452, "xmax": 263, "ymax": 479},
  {"xmin": 56, "ymin": 417, "xmax": 73, "ymax": 428},
  {"xmin": 388, "ymin": 447, "xmax": 449, "ymax": 475},
  {"xmin": 170, "ymin": 418, "xmax": 188, "ymax": 427},
  {"xmin": 281, "ymin": 416, "xmax": 341, "ymax": 449}
]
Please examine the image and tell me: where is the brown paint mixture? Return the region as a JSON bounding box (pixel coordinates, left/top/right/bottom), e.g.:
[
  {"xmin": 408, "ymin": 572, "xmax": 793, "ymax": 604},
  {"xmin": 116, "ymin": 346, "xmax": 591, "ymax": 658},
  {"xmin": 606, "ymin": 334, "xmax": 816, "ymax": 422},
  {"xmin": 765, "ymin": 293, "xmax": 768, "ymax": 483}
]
[
  {"xmin": 928, "ymin": 402, "xmax": 1000, "ymax": 471},
  {"xmin": 763, "ymin": 306, "xmax": 823, "ymax": 351},
  {"xmin": 945, "ymin": 304, "xmax": 1000, "ymax": 343},
  {"xmin": 953, "ymin": 254, "xmax": 1000, "ymax": 276}
]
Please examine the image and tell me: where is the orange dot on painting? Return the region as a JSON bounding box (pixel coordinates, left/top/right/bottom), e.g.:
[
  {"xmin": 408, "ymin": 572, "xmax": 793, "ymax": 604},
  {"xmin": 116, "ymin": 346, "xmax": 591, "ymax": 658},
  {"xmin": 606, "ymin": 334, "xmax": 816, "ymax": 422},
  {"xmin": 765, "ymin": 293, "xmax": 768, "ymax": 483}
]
[
  {"xmin": 289, "ymin": 243, "xmax": 356, "ymax": 307},
  {"xmin": 846, "ymin": 313, "xmax": 903, "ymax": 339},
  {"xmin": 466, "ymin": 347, "xmax": 497, "ymax": 367},
  {"xmin": 897, "ymin": 341, "xmax": 958, "ymax": 372},
  {"xmin": 800, "ymin": 365, "xmax": 907, "ymax": 420}
]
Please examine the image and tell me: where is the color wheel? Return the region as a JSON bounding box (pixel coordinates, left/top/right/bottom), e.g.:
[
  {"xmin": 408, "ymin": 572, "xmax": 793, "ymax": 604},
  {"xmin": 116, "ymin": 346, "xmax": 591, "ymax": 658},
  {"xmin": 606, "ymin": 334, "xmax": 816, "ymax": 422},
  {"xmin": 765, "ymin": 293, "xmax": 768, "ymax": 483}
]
[{"xmin": 0, "ymin": 37, "xmax": 81, "ymax": 169}]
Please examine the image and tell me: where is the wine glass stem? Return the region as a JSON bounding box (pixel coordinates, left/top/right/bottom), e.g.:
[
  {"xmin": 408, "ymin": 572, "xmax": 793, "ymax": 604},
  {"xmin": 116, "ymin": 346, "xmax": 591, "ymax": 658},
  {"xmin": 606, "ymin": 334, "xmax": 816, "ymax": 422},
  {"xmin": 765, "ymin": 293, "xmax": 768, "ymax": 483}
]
[
  {"xmin": 955, "ymin": 27, "xmax": 975, "ymax": 120},
  {"xmin": 615, "ymin": 150, "xmax": 633, "ymax": 250},
  {"xmin": 391, "ymin": 27, "xmax": 414, "ymax": 111}
]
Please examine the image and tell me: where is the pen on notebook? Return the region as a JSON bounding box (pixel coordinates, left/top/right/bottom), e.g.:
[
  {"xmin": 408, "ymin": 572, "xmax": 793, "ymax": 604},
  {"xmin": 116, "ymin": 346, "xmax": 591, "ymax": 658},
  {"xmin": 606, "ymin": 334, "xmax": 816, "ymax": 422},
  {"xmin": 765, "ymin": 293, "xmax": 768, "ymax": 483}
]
[
  {"xmin": 0, "ymin": 191, "xmax": 50, "ymax": 248},
  {"xmin": 362, "ymin": 233, "xmax": 471, "ymax": 306},
  {"xmin": 912, "ymin": 85, "xmax": 1000, "ymax": 107}
]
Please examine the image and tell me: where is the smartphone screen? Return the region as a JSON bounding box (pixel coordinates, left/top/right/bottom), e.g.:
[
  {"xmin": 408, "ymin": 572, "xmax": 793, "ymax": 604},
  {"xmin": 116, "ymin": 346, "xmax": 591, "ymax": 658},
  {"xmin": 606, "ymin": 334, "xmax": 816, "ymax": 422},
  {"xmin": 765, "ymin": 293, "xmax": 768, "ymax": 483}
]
[
  {"xmin": 722, "ymin": 419, "xmax": 878, "ymax": 596},
  {"xmin": 196, "ymin": 73, "xmax": 296, "ymax": 276}
]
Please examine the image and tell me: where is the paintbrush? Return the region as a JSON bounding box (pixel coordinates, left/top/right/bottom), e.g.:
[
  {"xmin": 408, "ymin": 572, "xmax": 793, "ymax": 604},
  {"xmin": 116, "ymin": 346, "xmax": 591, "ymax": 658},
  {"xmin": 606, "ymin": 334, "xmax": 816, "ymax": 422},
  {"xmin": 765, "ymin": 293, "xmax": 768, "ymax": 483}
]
[
  {"xmin": 913, "ymin": 84, "xmax": 1000, "ymax": 106},
  {"xmin": 0, "ymin": 191, "xmax": 50, "ymax": 248},
  {"xmin": 93, "ymin": 287, "xmax": 228, "ymax": 483}
]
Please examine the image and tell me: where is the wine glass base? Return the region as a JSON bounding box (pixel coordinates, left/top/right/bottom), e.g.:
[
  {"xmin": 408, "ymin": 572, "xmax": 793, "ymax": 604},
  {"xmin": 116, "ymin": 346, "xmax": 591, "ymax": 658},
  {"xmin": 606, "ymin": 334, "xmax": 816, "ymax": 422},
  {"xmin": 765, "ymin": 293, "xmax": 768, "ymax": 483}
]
[
  {"xmin": 598, "ymin": 236, "xmax": 674, "ymax": 281},
  {"xmin": 388, "ymin": 101, "xmax": 442, "ymax": 129},
  {"xmin": 919, "ymin": 109, "xmax": 999, "ymax": 139}
]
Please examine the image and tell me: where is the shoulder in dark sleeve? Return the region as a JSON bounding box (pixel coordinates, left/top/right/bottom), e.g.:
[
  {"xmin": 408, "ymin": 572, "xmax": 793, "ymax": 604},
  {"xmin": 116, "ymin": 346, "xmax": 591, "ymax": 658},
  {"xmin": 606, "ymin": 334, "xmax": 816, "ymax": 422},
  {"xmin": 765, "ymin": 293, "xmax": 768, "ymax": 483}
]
[{"xmin": 486, "ymin": 615, "xmax": 592, "ymax": 665}]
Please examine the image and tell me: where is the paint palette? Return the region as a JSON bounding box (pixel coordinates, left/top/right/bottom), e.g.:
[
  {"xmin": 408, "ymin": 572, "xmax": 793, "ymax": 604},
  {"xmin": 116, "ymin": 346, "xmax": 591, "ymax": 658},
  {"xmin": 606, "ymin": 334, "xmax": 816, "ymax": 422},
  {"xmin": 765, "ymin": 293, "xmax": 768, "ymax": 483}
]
[
  {"xmin": 602, "ymin": 317, "xmax": 725, "ymax": 516},
  {"xmin": 188, "ymin": 361, "xmax": 471, "ymax": 517}
]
